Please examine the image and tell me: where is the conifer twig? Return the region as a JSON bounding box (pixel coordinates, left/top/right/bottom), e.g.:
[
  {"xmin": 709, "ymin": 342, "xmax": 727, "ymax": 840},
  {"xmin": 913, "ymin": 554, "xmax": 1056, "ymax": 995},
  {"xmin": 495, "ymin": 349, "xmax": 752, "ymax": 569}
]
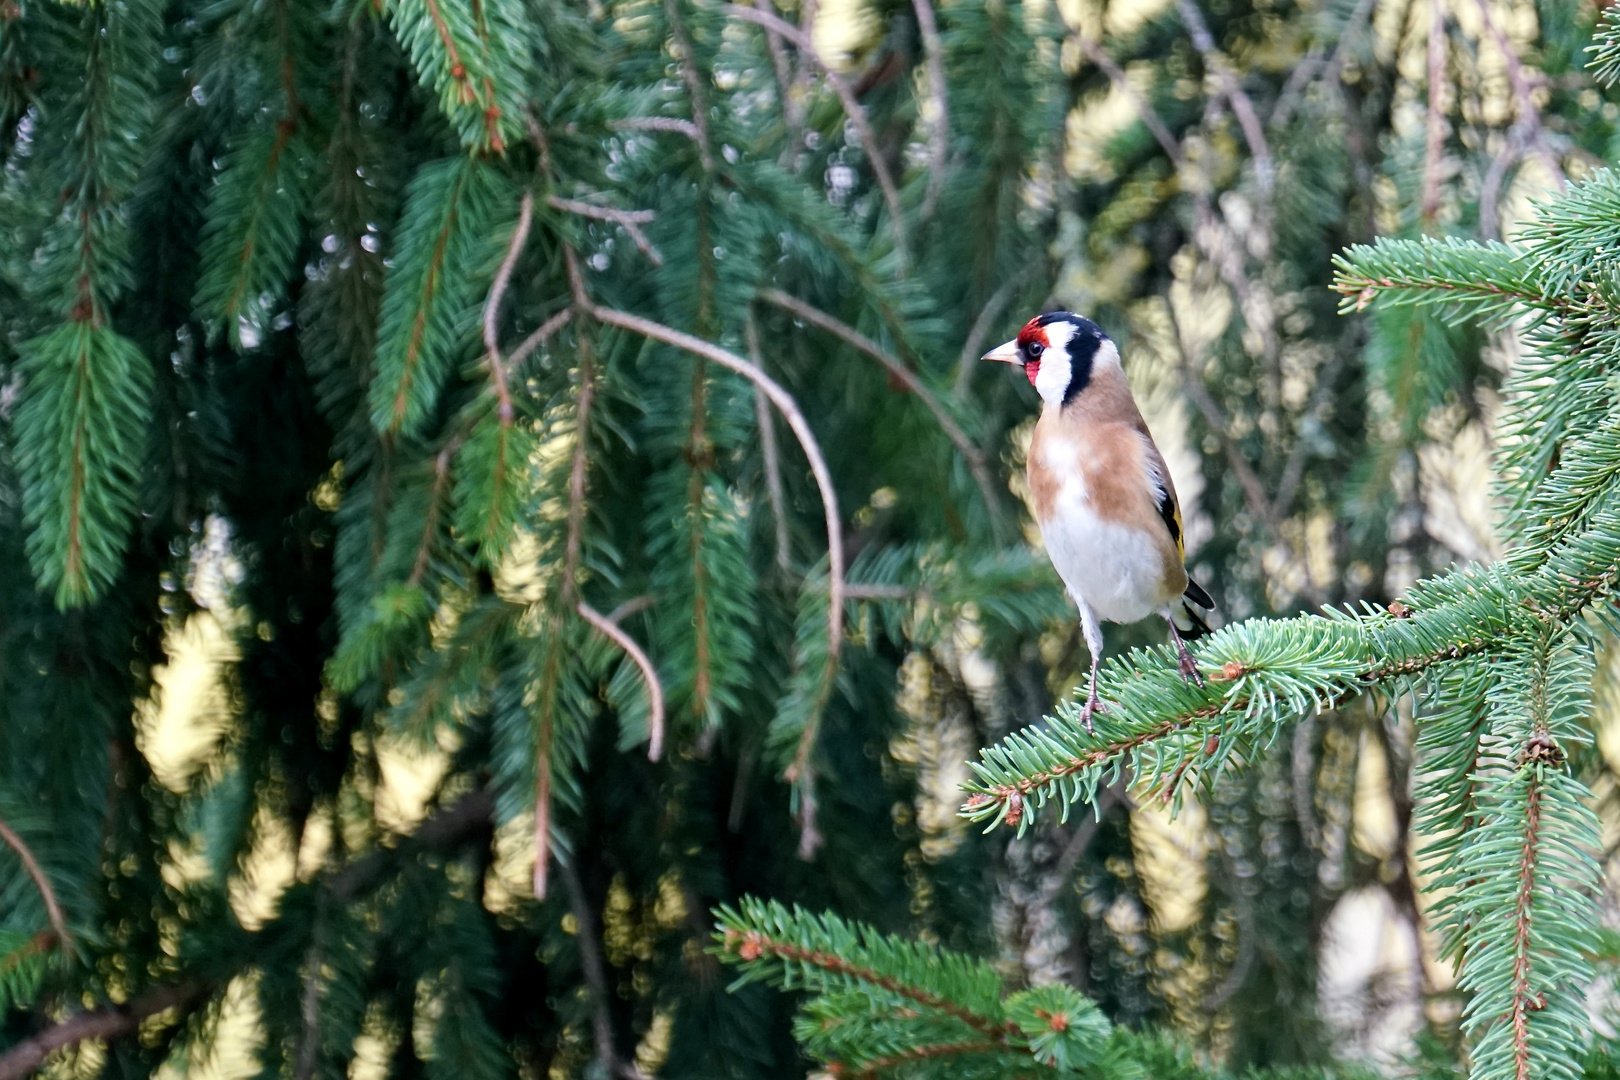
[
  {"xmin": 725, "ymin": 3, "xmax": 909, "ymax": 269},
  {"xmin": 611, "ymin": 116, "xmax": 703, "ymax": 142},
  {"xmin": 1175, "ymin": 0, "xmax": 1275, "ymax": 225},
  {"xmin": 547, "ymin": 196, "xmax": 663, "ymax": 266},
  {"xmin": 1470, "ymin": 0, "xmax": 1564, "ymax": 192},
  {"xmin": 746, "ymin": 315, "xmax": 793, "ymax": 573},
  {"xmin": 484, "ymin": 190, "xmax": 534, "ymax": 426},
  {"xmin": 577, "ymin": 601, "xmax": 665, "ymax": 761},
  {"xmin": 504, "ymin": 307, "xmax": 574, "ymax": 373},
  {"xmin": 0, "ymin": 815, "xmax": 73, "ymax": 962},
  {"xmin": 911, "ymin": 0, "xmax": 949, "ymax": 221},
  {"xmin": 956, "ymin": 265, "xmax": 1036, "ymax": 396},
  {"xmin": 664, "ymin": 0, "xmax": 716, "ymax": 173},
  {"xmin": 759, "ymin": 289, "xmax": 1003, "ymax": 527},
  {"xmin": 575, "ymin": 302, "xmax": 844, "ymax": 662},
  {"xmin": 753, "ymin": 0, "xmax": 804, "ymax": 148},
  {"xmin": 0, "ymin": 979, "xmax": 213, "ymax": 1080}
]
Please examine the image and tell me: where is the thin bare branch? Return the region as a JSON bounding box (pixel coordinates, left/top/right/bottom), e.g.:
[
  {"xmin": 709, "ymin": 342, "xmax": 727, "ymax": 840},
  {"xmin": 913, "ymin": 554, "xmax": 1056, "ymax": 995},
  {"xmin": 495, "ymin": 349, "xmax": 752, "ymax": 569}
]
[
  {"xmin": 484, "ymin": 190, "xmax": 535, "ymax": 426},
  {"xmin": 0, "ymin": 815, "xmax": 73, "ymax": 961},
  {"xmin": 557, "ymin": 854, "xmax": 648, "ymax": 1080},
  {"xmin": 747, "ymin": 315, "xmax": 793, "ymax": 573},
  {"xmin": 1291, "ymin": 714, "xmax": 1322, "ymax": 849},
  {"xmin": 580, "ymin": 304, "xmax": 843, "ymax": 661},
  {"xmin": 506, "ymin": 307, "xmax": 574, "ymax": 374},
  {"xmin": 725, "ymin": 3, "xmax": 909, "ymax": 269},
  {"xmin": 1176, "ymin": 0, "xmax": 1275, "ymax": 226},
  {"xmin": 1422, "ymin": 0, "xmax": 1448, "ymax": 226},
  {"xmin": 577, "ymin": 601, "xmax": 666, "ymax": 761},
  {"xmin": 0, "ymin": 980, "xmax": 212, "ymax": 1080},
  {"xmin": 1075, "ymin": 36, "xmax": 1186, "ymax": 167},
  {"xmin": 664, "ymin": 0, "xmax": 717, "ymax": 172},
  {"xmin": 1480, "ymin": 125, "xmax": 1527, "ymax": 240},
  {"xmin": 606, "ymin": 594, "xmax": 656, "ymax": 624},
  {"xmin": 1268, "ymin": 0, "xmax": 1377, "ymax": 131},
  {"xmin": 956, "ymin": 265, "xmax": 1036, "ymax": 396},
  {"xmin": 561, "ymin": 283, "xmax": 596, "ymax": 601},
  {"xmin": 759, "ymin": 289, "xmax": 1003, "ymax": 526},
  {"xmin": 548, "ymin": 195, "xmax": 663, "ymax": 266},
  {"xmin": 612, "ymin": 116, "xmax": 702, "ymax": 141},
  {"xmin": 1470, "ymin": 0, "xmax": 1564, "ymax": 191},
  {"xmin": 752, "ymin": 0, "xmax": 805, "ymax": 147},
  {"xmin": 911, "ymin": 0, "xmax": 949, "ymax": 221}
]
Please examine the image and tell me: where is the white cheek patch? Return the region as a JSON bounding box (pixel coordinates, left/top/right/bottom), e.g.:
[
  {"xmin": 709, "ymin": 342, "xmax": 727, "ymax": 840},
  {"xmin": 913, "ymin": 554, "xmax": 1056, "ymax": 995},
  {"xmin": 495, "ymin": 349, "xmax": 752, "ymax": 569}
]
[{"xmin": 1033, "ymin": 351, "xmax": 1070, "ymax": 408}]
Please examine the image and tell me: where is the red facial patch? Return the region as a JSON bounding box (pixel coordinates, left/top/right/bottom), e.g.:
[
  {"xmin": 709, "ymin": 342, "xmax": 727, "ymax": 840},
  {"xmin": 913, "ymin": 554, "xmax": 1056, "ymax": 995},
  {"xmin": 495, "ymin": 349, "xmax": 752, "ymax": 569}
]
[
  {"xmin": 1016, "ymin": 318, "xmax": 1048, "ymax": 386},
  {"xmin": 1015, "ymin": 318, "xmax": 1049, "ymax": 351}
]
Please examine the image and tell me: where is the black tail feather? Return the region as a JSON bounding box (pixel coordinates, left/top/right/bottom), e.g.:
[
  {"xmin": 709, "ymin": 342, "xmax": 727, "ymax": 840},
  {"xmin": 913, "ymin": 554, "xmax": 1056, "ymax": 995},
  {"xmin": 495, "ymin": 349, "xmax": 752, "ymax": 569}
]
[
  {"xmin": 1184, "ymin": 576, "xmax": 1214, "ymax": 610},
  {"xmin": 1172, "ymin": 577, "xmax": 1214, "ymax": 640}
]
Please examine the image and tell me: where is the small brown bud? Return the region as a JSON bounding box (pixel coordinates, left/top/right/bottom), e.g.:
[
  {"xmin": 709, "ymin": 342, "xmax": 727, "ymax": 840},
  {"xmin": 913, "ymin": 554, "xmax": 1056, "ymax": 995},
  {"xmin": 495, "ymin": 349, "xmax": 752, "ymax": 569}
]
[
  {"xmin": 1003, "ymin": 792, "xmax": 1024, "ymax": 828},
  {"xmin": 1204, "ymin": 734, "xmax": 1219, "ymax": 755},
  {"xmin": 1387, "ymin": 600, "xmax": 1412, "ymax": 619}
]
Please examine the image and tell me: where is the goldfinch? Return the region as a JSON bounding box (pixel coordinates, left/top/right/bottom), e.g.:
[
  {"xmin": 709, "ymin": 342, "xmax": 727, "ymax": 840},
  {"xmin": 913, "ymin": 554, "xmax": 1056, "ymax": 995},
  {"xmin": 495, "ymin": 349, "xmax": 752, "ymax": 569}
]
[{"xmin": 984, "ymin": 312, "xmax": 1213, "ymax": 730}]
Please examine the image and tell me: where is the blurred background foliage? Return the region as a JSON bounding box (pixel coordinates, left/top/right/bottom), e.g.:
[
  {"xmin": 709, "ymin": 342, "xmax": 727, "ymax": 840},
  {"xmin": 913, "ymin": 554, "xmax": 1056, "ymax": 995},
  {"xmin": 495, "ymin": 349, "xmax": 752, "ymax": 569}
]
[{"xmin": 0, "ymin": 0, "xmax": 1616, "ymax": 1072}]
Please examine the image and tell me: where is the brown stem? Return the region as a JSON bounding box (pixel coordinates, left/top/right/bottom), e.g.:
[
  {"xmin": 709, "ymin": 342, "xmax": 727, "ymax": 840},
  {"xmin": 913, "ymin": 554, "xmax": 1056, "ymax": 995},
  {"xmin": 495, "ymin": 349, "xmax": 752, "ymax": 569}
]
[
  {"xmin": 723, "ymin": 934, "xmax": 1011, "ymax": 1038},
  {"xmin": 0, "ymin": 815, "xmax": 74, "ymax": 961},
  {"xmin": 1176, "ymin": 0, "xmax": 1274, "ymax": 230},
  {"xmin": 547, "ymin": 196, "xmax": 663, "ymax": 266},
  {"xmin": 611, "ymin": 116, "xmax": 702, "ymax": 141},
  {"xmin": 759, "ymin": 289, "xmax": 1003, "ymax": 528},
  {"xmin": 504, "ymin": 307, "xmax": 574, "ymax": 374},
  {"xmin": 577, "ymin": 601, "xmax": 665, "ymax": 761},
  {"xmin": 752, "ymin": 0, "xmax": 804, "ymax": 148},
  {"xmin": 725, "ymin": 3, "xmax": 909, "ymax": 269},
  {"xmin": 844, "ymin": 1040, "xmax": 1004, "ymax": 1077},
  {"xmin": 664, "ymin": 0, "xmax": 717, "ymax": 172},
  {"xmin": 746, "ymin": 315, "xmax": 793, "ymax": 573},
  {"xmin": 911, "ymin": 0, "xmax": 949, "ymax": 221},
  {"xmin": 484, "ymin": 190, "xmax": 534, "ymax": 427},
  {"xmin": 0, "ymin": 979, "xmax": 212, "ymax": 1080},
  {"xmin": 578, "ymin": 304, "xmax": 843, "ymax": 661},
  {"xmin": 1470, "ymin": 0, "xmax": 1564, "ymax": 192}
]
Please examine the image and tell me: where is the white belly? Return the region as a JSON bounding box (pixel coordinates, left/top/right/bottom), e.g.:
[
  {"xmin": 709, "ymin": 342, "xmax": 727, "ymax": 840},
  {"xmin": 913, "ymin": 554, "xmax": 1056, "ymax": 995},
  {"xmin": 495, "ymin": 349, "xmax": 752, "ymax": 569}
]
[{"xmin": 1038, "ymin": 485, "xmax": 1168, "ymax": 625}]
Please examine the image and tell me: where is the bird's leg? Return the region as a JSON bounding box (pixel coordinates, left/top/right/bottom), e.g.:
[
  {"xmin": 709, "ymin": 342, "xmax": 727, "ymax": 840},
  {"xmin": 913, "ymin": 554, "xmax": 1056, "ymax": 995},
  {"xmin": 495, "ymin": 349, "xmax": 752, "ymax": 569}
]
[
  {"xmin": 1165, "ymin": 618, "xmax": 1205, "ymax": 687},
  {"xmin": 1081, "ymin": 651, "xmax": 1103, "ymax": 732},
  {"xmin": 1078, "ymin": 598, "xmax": 1108, "ymax": 732}
]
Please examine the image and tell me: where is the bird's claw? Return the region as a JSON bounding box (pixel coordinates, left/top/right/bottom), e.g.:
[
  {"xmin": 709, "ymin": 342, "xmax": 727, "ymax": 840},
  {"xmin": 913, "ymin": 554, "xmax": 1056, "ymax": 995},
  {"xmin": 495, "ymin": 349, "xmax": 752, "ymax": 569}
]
[
  {"xmin": 1177, "ymin": 651, "xmax": 1205, "ymax": 688},
  {"xmin": 1079, "ymin": 694, "xmax": 1110, "ymax": 732}
]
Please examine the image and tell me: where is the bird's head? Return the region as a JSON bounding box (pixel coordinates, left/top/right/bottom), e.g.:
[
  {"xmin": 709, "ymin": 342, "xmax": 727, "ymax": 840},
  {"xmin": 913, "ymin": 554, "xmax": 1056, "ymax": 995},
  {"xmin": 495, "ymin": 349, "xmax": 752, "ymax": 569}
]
[{"xmin": 982, "ymin": 312, "xmax": 1119, "ymax": 410}]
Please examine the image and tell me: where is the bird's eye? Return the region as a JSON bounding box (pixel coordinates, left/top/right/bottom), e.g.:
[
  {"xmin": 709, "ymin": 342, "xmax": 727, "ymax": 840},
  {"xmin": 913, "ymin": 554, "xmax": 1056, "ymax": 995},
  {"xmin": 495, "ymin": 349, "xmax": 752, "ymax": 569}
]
[{"xmin": 1026, "ymin": 342, "xmax": 1044, "ymax": 359}]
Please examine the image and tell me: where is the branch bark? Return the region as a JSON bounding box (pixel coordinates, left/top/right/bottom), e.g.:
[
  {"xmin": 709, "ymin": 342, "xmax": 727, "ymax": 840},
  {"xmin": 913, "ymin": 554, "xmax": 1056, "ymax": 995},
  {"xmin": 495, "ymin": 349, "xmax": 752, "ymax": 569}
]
[
  {"xmin": 725, "ymin": 3, "xmax": 908, "ymax": 268},
  {"xmin": 759, "ymin": 289, "xmax": 1004, "ymax": 528},
  {"xmin": 747, "ymin": 315, "xmax": 793, "ymax": 573},
  {"xmin": 0, "ymin": 815, "xmax": 74, "ymax": 962},
  {"xmin": 911, "ymin": 0, "xmax": 949, "ymax": 221},
  {"xmin": 577, "ymin": 601, "xmax": 666, "ymax": 761},
  {"xmin": 0, "ymin": 980, "xmax": 212, "ymax": 1080}
]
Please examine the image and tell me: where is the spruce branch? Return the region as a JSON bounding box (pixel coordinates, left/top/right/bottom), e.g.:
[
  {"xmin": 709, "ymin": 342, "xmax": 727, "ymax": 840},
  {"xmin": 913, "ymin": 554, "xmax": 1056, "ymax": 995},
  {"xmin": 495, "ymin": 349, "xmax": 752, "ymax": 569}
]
[
  {"xmin": 746, "ymin": 315, "xmax": 792, "ymax": 574},
  {"xmin": 610, "ymin": 116, "xmax": 703, "ymax": 142},
  {"xmin": 725, "ymin": 3, "xmax": 908, "ymax": 268},
  {"xmin": 547, "ymin": 196, "xmax": 663, "ymax": 266},
  {"xmin": 0, "ymin": 979, "xmax": 213, "ymax": 1080},
  {"xmin": 759, "ymin": 289, "xmax": 1003, "ymax": 528},
  {"xmin": 1469, "ymin": 0, "xmax": 1564, "ymax": 193},
  {"xmin": 1175, "ymin": 0, "xmax": 1275, "ymax": 237},
  {"xmin": 575, "ymin": 301, "xmax": 844, "ymax": 664},
  {"xmin": 505, "ymin": 307, "xmax": 574, "ymax": 374},
  {"xmin": 960, "ymin": 518, "xmax": 1620, "ymax": 830},
  {"xmin": 576, "ymin": 603, "xmax": 665, "ymax": 761},
  {"xmin": 663, "ymin": 0, "xmax": 716, "ymax": 172},
  {"xmin": 0, "ymin": 816, "xmax": 73, "ymax": 962},
  {"xmin": 482, "ymin": 188, "xmax": 533, "ymax": 427}
]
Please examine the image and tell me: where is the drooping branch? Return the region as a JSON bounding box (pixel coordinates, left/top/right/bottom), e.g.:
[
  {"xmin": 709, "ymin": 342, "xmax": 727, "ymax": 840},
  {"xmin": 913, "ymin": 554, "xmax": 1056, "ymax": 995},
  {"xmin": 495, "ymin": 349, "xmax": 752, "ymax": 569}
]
[
  {"xmin": 664, "ymin": 0, "xmax": 716, "ymax": 172},
  {"xmin": 746, "ymin": 315, "xmax": 793, "ymax": 573},
  {"xmin": 611, "ymin": 116, "xmax": 703, "ymax": 142},
  {"xmin": 1470, "ymin": 0, "xmax": 1564, "ymax": 193},
  {"xmin": 725, "ymin": 3, "xmax": 908, "ymax": 268},
  {"xmin": 910, "ymin": 0, "xmax": 949, "ymax": 221},
  {"xmin": 504, "ymin": 307, "xmax": 574, "ymax": 374},
  {"xmin": 1176, "ymin": 0, "xmax": 1275, "ymax": 237},
  {"xmin": 759, "ymin": 289, "xmax": 1003, "ymax": 527},
  {"xmin": 577, "ymin": 601, "xmax": 666, "ymax": 761},
  {"xmin": 548, "ymin": 196, "xmax": 663, "ymax": 266},
  {"xmin": 0, "ymin": 980, "xmax": 213, "ymax": 1080},
  {"xmin": 576, "ymin": 301, "xmax": 844, "ymax": 662},
  {"xmin": 0, "ymin": 815, "xmax": 74, "ymax": 961},
  {"xmin": 484, "ymin": 189, "xmax": 535, "ymax": 426}
]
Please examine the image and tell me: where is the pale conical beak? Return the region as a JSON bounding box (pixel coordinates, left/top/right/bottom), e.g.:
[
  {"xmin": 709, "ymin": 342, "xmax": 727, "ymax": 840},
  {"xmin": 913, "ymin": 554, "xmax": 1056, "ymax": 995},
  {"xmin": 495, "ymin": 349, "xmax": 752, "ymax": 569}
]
[{"xmin": 981, "ymin": 339, "xmax": 1020, "ymax": 364}]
